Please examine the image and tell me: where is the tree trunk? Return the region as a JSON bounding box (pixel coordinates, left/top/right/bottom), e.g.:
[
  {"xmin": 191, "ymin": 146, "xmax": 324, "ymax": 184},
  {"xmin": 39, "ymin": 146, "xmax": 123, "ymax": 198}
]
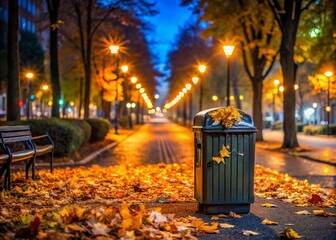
[
  {"xmin": 280, "ymin": 48, "xmax": 299, "ymax": 148},
  {"xmin": 7, "ymin": 0, "xmax": 20, "ymax": 121},
  {"xmin": 47, "ymin": 0, "xmax": 61, "ymax": 118},
  {"xmin": 83, "ymin": 63, "xmax": 91, "ymax": 118},
  {"xmin": 252, "ymin": 80, "xmax": 263, "ymax": 141}
]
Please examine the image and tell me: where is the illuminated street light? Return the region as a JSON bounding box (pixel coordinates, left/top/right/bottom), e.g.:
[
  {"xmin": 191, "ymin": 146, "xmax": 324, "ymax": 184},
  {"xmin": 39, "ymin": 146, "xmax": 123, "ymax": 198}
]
[
  {"xmin": 212, "ymin": 95, "xmax": 218, "ymax": 101},
  {"xmin": 136, "ymin": 83, "xmax": 141, "ymax": 89},
  {"xmin": 186, "ymin": 83, "xmax": 192, "ymax": 90},
  {"xmin": 155, "ymin": 94, "xmax": 159, "ymax": 99},
  {"xmin": 198, "ymin": 64, "xmax": 206, "ymax": 111},
  {"xmin": 325, "ymin": 71, "xmax": 333, "ymax": 136},
  {"xmin": 109, "ymin": 45, "xmax": 119, "ymax": 54},
  {"xmin": 192, "ymin": 77, "xmax": 199, "ymax": 85},
  {"xmin": 109, "ymin": 45, "xmax": 120, "ymax": 134},
  {"xmin": 182, "ymin": 88, "xmax": 187, "ymax": 93},
  {"xmin": 223, "ymin": 45, "xmax": 235, "ymax": 106},
  {"xmin": 131, "ymin": 77, "xmax": 137, "ymax": 84},
  {"xmin": 140, "ymin": 88, "xmax": 145, "ymax": 94},
  {"xmin": 26, "ymin": 72, "xmax": 34, "ymax": 120},
  {"xmin": 294, "ymin": 84, "xmax": 299, "ymax": 90},
  {"xmin": 279, "ymin": 86, "xmax": 284, "ymax": 92},
  {"xmin": 121, "ymin": 65, "xmax": 128, "ymax": 73}
]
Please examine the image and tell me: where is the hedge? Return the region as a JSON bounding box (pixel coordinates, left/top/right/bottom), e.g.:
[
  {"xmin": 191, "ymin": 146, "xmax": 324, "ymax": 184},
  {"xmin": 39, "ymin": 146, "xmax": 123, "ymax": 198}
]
[
  {"xmin": 0, "ymin": 118, "xmax": 85, "ymax": 157},
  {"xmin": 270, "ymin": 121, "xmax": 308, "ymax": 132},
  {"xmin": 64, "ymin": 119, "xmax": 92, "ymax": 145},
  {"xmin": 85, "ymin": 118, "xmax": 110, "ymax": 142},
  {"xmin": 303, "ymin": 124, "xmax": 336, "ymax": 135}
]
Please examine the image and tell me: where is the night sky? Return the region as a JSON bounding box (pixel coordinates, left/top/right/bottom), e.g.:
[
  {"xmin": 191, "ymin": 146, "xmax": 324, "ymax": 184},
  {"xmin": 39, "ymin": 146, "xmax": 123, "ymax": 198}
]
[{"xmin": 148, "ymin": 0, "xmax": 192, "ymax": 105}]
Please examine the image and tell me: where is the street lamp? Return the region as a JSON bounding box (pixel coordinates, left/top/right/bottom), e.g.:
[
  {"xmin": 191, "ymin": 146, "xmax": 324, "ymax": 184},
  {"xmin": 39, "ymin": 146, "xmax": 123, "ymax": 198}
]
[
  {"xmin": 313, "ymin": 102, "xmax": 318, "ymax": 125},
  {"xmin": 223, "ymin": 45, "xmax": 235, "ymax": 106},
  {"xmin": 325, "ymin": 71, "xmax": 333, "ymax": 136},
  {"xmin": 135, "ymin": 83, "xmax": 142, "ymax": 124},
  {"xmin": 273, "ymin": 79, "xmax": 280, "ymax": 122},
  {"xmin": 26, "ymin": 72, "xmax": 34, "ymax": 120},
  {"xmin": 41, "ymin": 84, "xmax": 49, "ymax": 117},
  {"xmin": 198, "ymin": 64, "xmax": 206, "ymax": 111},
  {"xmin": 110, "ymin": 45, "xmax": 120, "ymax": 134}
]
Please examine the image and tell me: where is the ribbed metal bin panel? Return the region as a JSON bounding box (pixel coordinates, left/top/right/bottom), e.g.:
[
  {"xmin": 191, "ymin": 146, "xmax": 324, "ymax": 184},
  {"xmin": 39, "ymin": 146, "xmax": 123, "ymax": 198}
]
[{"xmin": 193, "ymin": 107, "xmax": 257, "ymax": 214}]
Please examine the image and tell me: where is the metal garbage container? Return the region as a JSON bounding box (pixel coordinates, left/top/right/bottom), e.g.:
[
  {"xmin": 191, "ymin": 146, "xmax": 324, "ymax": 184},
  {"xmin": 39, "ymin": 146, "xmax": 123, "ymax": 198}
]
[{"xmin": 193, "ymin": 107, "xmax": 257, "ymax": 214}]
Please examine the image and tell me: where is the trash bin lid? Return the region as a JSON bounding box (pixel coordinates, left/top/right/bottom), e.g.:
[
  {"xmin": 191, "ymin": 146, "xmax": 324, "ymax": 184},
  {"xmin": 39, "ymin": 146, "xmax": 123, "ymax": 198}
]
[{"xmin": 193, "ymin": 107, "xmax": 257, "ymax": 132}]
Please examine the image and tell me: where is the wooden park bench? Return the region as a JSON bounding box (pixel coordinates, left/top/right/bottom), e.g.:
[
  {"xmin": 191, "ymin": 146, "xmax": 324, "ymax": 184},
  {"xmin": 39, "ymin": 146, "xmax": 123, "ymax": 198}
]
[{"xmin": 0, "ymin": 125, "xmax": 54, "ymax": 190}]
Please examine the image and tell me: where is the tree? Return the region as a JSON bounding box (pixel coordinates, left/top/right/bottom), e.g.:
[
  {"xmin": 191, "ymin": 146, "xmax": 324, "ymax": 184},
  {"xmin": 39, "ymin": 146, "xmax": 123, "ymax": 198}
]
[
  {"xmin": 46, "ymin": 0, "xmax": 62, "ymax": 118},
  {"xmin": 60, "ymin": 0, "xmax": 156, "ymax": 118},
  {"xmin": 182, "ymin": 0, "xmax": 279, "ymax": 141},
  {"xmin": 19, "ymin": 31, "xmax": 45, "ymax": 74},
  {"xmin": 7, "ymin": 0, "xmax": 20, "ymax": 121},
  {"xmin": 268, "ymin": 0, "xmax": 316, "ymax": 148}
]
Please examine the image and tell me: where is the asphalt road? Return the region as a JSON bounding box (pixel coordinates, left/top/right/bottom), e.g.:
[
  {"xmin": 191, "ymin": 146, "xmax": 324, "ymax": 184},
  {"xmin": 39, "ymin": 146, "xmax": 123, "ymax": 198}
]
[
  {"xmin": 90, "ymin": 118, "xmax": 336, "ymax": 239},
  {"xmin": 94, "ymin": 118, "xmax": 335, "ymax": 188}
]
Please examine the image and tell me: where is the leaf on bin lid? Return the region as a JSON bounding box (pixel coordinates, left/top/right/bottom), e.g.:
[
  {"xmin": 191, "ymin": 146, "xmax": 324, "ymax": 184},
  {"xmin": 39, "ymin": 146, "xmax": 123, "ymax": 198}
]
[
  {"xmin": 261, "ymin": 218, "xmax": 278, "ymax": 225},
  {"xmin": 242, "ymin": 230, "xmax": 259, "ymax": 236},
  {"xmin": 260, "ymin": 203, "xmax": 278, "ymax": 208},
  {"xmin": 218, "ymin": 214, "xmax": 228, "ymax": 218},
  {"xmin": 210, "ymin": 216, "xmax": 219, "ymax": 220},
  {"xmin": 294, "ymin": 210, "xmax": 311, "ymax": 215},
  {"xmin": 209, "ymin": 106, "xmax": 242, "ymax": 128}
]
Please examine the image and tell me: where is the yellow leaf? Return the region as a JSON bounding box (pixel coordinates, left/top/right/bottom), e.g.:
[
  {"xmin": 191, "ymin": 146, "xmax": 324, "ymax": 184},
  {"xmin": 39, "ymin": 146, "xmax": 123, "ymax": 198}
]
[
  {"xmin": 243, "ymin": 230, "xmax": 259, "ymax": 236},
  {"xmin": 313, "ymin": 209, "xmax": 335, "ymax": 217},
  {"xmin": 202, "ymin": 222, "xmax": 219, "ymax": 234},
  {"xmin": 120, "ymin": 202, "xmax": 131, "ymax": 220},
  {"xmin": 219, "ymin": 145, "xmax": 230, "ymax": 158},
  {"xmin": 218, "ymin": 214, "xmax": 228, "ymax": 218},
  {"xmin": 21, "ymin": 215, "xmax": 34, "ymax": 225},
  {"xmin": 294, "ymin": 210, "xmax": 310, "ymax": 215},
  {"xmin": 219, "ymin": 223, "xmax": 234, "ymax": 228},
  {"xmin": 210, "ymin": 216, "xmax": 219, "ymax": 220},
  {"xmin": 212, "ymin": 157, "xmax": 224, "ymax": 164},
  {"xmin": 284, "ymin": 228, "xmax": 302, "ymax": 239},
  {"xmin": 67, "ymin": 223, "xmax": 86, "ymax": 232},
  {"xmin": 261, "ymin": 218, "xmax": 278, "ymax": 225},
  {"xmin": 260, "ymin": 203, "xmax": 278, "ymax": 208},
  {"xmin": 229, "ymin": 212, "xmax": 242, "ymax": 219}
]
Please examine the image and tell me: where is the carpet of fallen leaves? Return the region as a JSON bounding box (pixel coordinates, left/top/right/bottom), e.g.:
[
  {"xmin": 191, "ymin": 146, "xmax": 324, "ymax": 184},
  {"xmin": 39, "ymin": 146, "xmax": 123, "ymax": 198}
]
[{"xmin": 0, "ymin": 162, "xmax": 335, "ymax": 239}]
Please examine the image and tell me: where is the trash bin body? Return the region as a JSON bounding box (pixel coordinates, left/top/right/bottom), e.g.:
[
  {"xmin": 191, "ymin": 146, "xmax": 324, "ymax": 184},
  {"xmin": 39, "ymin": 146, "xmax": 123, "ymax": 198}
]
[{"xmin": 193, "ymin": 107, "xmax": 257, "ymax": 214}]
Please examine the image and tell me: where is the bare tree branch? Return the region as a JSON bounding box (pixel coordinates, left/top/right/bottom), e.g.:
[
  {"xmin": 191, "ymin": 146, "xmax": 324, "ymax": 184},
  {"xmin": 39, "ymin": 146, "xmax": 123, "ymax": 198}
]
[
  {"xmin": 240, "ymin": 42, "xmax": 253, "ymax": 80},
  {"xmin": 267, "ymin": 0, "xmax": 283, "ymax": 33},
  {"xmin": 262, "ymin": 49, "xmax": 280, "ymax": 78},
  {"xmin": 301, "ymin": 0, "xmax": 315, "ymax": 11}
]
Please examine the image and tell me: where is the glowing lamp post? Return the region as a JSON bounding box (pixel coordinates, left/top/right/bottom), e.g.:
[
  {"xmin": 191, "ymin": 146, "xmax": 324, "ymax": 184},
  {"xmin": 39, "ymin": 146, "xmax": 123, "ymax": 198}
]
[
  {"xmin": 325, "ymin": 71, "xmax": 333, "ymax": 136},
  {"xmin": 273, "ymin": 79, "xmax": 280, "ymax": 122},
  {"xmin": 312, "ymin": 102, "xmax": 318, "ymax": 125},
  {"xmin": 198, "ymin": 65, "xmax": 206, "ymax": 111},
  {"xmin": 26, "ymin": 72, "xmax": 34, "ymax": 120},
  {"xmin": 110, "ymin": 45, "xmax": 120, "ymax": 134},
  {"xmin": 223, "ymin": 45, "xmax": 235, "ymax": 106}
]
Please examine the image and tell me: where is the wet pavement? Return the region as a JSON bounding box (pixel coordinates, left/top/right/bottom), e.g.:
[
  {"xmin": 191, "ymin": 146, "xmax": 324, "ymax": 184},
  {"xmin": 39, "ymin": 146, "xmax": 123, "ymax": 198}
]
[
  {"xmin": 91, "ymin": 118, "xmax": 194, "ymax": 167},
  {"xmin": 92, "ymin": 118, "xmax": 336, "ymax": 189}
]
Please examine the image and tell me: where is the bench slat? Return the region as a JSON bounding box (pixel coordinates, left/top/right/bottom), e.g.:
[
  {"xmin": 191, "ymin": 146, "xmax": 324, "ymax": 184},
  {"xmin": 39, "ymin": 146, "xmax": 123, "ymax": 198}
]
[
  {"xmin": 1, "ymin": 130, "xmax": 32, "ymax": 138},
  {"xmin": 0, "ymin": 125, "xmax": 30, "ymax": 131},
  {"xmin": 1, "ymin": 135, "xmax": 33, "ymax": 144}
]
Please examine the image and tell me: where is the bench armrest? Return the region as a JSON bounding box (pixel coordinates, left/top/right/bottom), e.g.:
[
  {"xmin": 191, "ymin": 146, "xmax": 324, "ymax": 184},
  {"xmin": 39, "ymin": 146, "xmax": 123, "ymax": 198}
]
[{"xmin": 33, "ymin": 132, "xmax": 54, "ymax": 146}]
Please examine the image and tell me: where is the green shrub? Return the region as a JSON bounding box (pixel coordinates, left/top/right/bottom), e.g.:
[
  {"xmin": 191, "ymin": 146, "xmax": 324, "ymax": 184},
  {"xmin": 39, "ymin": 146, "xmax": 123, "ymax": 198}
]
[
  {"xmin": 304, "ymin": 124, "xmax": 336, "ymax": 135},
  {"xmin": 270, "ymin": 121, "xmax": 282, "ymax": 130},
  {"xmin": 85, "ymin": 118, "xmax": 110, "ymax": 142},
  {"xmin": 118, "ymin": 116, "xmax": 129, "ymax": 129},
  {"xmin": 296, "ymin": 122, "xmax": 308, "ymax": 132},
  {"xmin": 0, "ymin": 118, "xmax": 85, "ymax": 157},
  {"xmin": 64, "ymin": 119, "xmax": 92, "ymax": 144}
]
